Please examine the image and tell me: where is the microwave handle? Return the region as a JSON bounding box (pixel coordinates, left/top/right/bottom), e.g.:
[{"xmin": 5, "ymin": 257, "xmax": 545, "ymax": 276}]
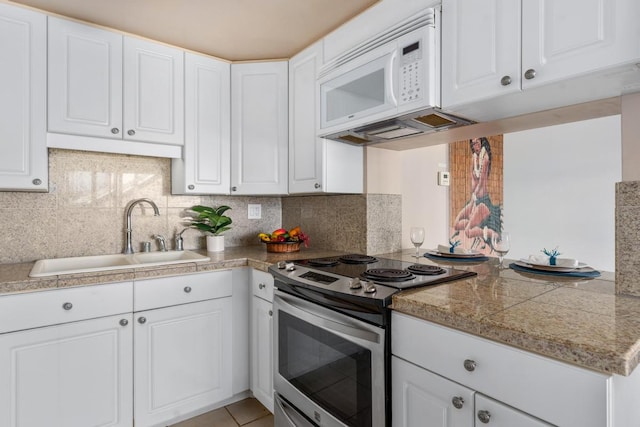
[
  {"xmin": 387, "ymin": 50, "xmax": 398, "ymax": 107},
  {"xmin": 275, "ymin": 292, "xmax": 380, "ymax": 344}
]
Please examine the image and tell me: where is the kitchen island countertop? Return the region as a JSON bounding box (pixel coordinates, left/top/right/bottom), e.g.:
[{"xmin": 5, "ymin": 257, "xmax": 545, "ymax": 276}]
[{"xmin": 1, "ymin": 247, "xmax": 638, "ymax": 377}]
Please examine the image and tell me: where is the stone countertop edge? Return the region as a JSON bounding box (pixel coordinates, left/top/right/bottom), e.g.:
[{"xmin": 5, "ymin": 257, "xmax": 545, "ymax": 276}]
[{"xmin": 1, "ymin": 247, "xmax": 638, "ymax": 378}]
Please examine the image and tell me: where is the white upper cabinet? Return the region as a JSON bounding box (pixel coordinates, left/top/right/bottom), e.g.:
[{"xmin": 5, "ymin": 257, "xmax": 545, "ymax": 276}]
[
  {"xmin": 48, "ymin": 17, "xmax": 184, "ymax": 157},
  {"xmin": 0, "ymin": 3, "xmax": 48, "ymax": 192},
  {"xmin": 288, "ymin": 42, "xmax": 364, "ymax": 194},
  {"xmin": 172, "ymin": 53, "xmax": 231, "ymax": 195},
  {"xmin": 231, "ymin": 61, "xmax": 288, "ymax": 195},
  {"xmin": 442, "ymin": 0, "xmax": 640, "ymax": 120}
]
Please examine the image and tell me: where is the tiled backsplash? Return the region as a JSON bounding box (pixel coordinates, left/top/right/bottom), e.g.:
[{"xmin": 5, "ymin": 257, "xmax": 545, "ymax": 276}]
[
  {"xmin": 282, "ymin": 193, "xmax": 402, "ymax": 255},
  {"xmin": 616, "ymin": 181, "xmax": 640, "ymax": 296},
  {"xmin": 0, "ymin": 149, "xmax": 281, "ymax": 264}
]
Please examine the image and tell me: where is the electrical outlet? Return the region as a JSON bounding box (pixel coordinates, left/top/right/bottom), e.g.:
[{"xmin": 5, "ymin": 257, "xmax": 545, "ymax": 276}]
[
  {"xmin": 438, "ymin": 171, "xmax": 450, "ymax": 186},
  {"xmin": 248, "ymin": 204, "xmax": 262, "ymax": 219}
]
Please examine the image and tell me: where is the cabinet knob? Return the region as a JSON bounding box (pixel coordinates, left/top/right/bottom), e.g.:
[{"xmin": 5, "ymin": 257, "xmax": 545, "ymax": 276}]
[
  {"xmin": 119, "ymin": 319, "xmax": 129, "ymax": 326},
  {"xmin": 259, "ymin": 283, "xmax": 266, "ymax": 289},
  {"xmin": 184, "ymin": 286, "xmax": 192, "ymax": 293},
  {"xmin": 500, "ymin": 75, "xmax": 512, "ymax": 86},
  {"xmin": 32, "ymin": 178, "xmax": 42, "ymax": 186},
  {"xmin": 268, "ymin": 310, "xmax": 273, "ymax": 317},
  {"xmin": 62, "ymin": 302, "xmax": 73, "ymax": 310},
  {"xmin": 314, "ymin": 183, "xmax": 321, "ymax": 189},
  {"xmin": 111, "ymin": 127, "xmax": 120, "ymax": 134},
  {"xmin": 477, "ymin": 410, "xmax": 491, "ymax": 424},
  {"xmin": 524, "ymin": 68, "xmax": 537, "ymax": 80},
  {"xmin": 463, "ymin": 359, "xmax": 476, "ymax": 372},
  {"xmin": 231, "ymin": 186, "xmax": 237, "ymax": 192},
  {"xmin": 127, "ymin": 129, "xmax": 136, "ymax": 136},
  {"xmin": 188, "ymin": 185, "xmax": 195, "ymax": 190},
  {"xmin": 451, "ymin": 396, "xmax": 465, "ymax": 409},
  {"xmin": 138, "ymin": 316, "xmax": 147, "ymax": 324}
]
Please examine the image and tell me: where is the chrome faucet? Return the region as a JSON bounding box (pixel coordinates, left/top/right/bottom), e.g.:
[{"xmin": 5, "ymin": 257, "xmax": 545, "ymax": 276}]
[
  {"xmin": 123, "ymin": 198, "xmax": 160, "ymax": 254},
  {"xmin": 154, "ymin": 234, "xmax": 167, "ymax": 252}
]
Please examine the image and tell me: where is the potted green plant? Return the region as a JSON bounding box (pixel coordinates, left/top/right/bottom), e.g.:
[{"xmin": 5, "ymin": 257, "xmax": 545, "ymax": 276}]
[{"xmin": 185, "ymin": 205, "xmax": 232, "ymax": 252}]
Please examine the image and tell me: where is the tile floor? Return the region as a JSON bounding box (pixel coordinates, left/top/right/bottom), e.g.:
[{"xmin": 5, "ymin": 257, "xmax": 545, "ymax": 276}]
[{"xmin": 169, "ymin": 397, "xmax": 273, "ymax": 427}]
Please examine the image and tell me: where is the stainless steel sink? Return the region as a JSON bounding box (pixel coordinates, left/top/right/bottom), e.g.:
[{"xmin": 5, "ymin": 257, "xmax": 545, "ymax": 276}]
[{"xmin": 29, "ymin": 251, "xmax": 211, "ymax": 277}]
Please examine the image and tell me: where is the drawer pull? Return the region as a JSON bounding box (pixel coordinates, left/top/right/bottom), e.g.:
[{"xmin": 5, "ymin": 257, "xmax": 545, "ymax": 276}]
[
  {"xmin": 463, "ymin": 359, "xmax": 476, "ymax": 372},
  {"xmin": 451, "ymin": 396, "xmax": 464, "ymax": 409},
  {"xmin": 477, "ymin": 410, "xmax": 491, "ymax": 423},
  {"xmin": 259, "ymin": 283, "xmax": 266, "ymax": 289},
  {"xmin": 269, "ymin": 310, "xmax": 273, "ymax": 317},
  {"xmin": 184, "ymin": 286, "xmax": 192, "ymax": 293},
  {"xmin": 62, "ymin": 302, "xmax": 73, "ymax": 311},
  {"xmin": 119, "ymin": 319, "xmax": 129, "ymax": 327},
  {"xmin": 138, "ymin": 316, "xmax": 147, "ymax": 324}
]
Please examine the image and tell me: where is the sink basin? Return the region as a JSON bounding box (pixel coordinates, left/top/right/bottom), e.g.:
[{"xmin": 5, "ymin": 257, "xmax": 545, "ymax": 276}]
[{"xmin": 29, "ymin": 251, "xmax": 211, "ymax": 277}]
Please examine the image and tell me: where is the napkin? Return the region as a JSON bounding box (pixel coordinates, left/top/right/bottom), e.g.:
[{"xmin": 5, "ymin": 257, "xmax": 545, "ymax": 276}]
[
  {"xmin": 437, "ymin": 244, "xmax": 473, "ymax": 255},
  {"xmin": 526, "ymin": 254, "xmax": 579, "ymax": 268}
]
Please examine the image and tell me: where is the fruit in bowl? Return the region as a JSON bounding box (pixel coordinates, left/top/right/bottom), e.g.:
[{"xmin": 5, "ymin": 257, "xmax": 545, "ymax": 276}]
[{"xmin": 258, "ymin": 227, "xmax": 309, "ymax": 249}]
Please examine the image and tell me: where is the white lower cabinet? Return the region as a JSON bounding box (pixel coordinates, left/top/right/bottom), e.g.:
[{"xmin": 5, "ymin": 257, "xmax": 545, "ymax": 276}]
[
  {"xmin": 250, "ymin": 269, "xmax": 274, "ymax": 412},
  {"xmin": 0, "ymin": 282, "xmax": 134, "ymax": 427},
  {"xmin": 133, "ymin": 271, "xmax": 233, "ymax": 427}
]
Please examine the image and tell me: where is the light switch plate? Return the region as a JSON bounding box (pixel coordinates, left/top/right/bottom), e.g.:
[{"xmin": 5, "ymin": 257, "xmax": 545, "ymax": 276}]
[
  {"xmin": 248, "ymin": 204, "xmax": 262, "ymax": 219},
  {"xmin": 438, "ymin": 171, "xmax": 450, "ymax": 186}
]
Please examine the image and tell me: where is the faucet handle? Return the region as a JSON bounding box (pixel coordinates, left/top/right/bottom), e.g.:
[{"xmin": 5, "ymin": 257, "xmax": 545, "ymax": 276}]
[
  {"xmin": 174, "ymin": 228, "xmax": 188, "ymax": 251},
  {"xmin": 153, "ymin": 234, "xmax": 167, "ymax": 252}
]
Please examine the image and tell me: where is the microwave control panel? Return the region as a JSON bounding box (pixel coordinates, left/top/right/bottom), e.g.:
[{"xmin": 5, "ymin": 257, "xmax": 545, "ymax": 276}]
[{"xmin": 399, "ymin": 40, "xmax": 423, "ymax": 104}]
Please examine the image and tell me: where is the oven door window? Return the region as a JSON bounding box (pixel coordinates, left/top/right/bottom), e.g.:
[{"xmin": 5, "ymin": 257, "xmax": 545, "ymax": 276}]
[{"xmin": 278, "ymin": 311, "xmax": 372, "ymax": 427}]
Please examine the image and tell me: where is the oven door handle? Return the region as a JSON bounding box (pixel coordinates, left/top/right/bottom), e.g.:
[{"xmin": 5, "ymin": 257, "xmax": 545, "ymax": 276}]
[
  {"xmin": 275, "ymin": 395, "xmax": 315, "ymax": 427},
  {"xmin": 275, "ymin": 292, "xmax": 380, "ymax": 344}
]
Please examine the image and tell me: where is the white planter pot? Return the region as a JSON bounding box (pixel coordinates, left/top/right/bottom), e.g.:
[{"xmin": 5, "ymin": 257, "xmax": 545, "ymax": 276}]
[{"xmin": 206, "ymin": 235, "xmax": 224, "ymax": 252}]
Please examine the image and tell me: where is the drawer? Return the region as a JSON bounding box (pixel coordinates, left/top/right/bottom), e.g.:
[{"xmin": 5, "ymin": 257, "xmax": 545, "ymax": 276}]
[
  {"xmin": 392, "ymin": 312, "xmax": 610, "ymax": 427},
  {"xmin": 0, "ymin": 281, "xmax": 133, "ymax": 334},
  {"xmin": 251, "ymin": 269, "xmax": 274, "ymax": 302},
  {"xmin": 134, "ymin": 270, "xmax": 232, "ymax": 311}
]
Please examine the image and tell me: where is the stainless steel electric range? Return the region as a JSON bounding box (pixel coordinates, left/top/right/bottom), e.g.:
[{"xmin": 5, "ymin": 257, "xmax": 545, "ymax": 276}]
[{"xmin": 269, "ymin": 254, "xmax": 476, "ymax": 427}]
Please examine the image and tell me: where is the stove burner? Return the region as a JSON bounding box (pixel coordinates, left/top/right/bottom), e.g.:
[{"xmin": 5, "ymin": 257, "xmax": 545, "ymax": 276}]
[
  {"xmin": 307, "ymin": 257, "xmax": 340, "ymax": 267},
  {"xmin": 407, "ymin": 264, "xmax": 446, "ymax": 276},
  {"xmin": 362, "ymin": 268, "xmax": 414, "ymax": 282},
  {"xmin": 339, "ymin": 254, "xmax": 378, "ymax": 264}
]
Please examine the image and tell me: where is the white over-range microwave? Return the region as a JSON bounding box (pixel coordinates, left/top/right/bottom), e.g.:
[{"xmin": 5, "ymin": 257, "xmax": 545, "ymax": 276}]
[{"xmin": 318, "ymin": 8, "xmax": 472, "ymax": 145}]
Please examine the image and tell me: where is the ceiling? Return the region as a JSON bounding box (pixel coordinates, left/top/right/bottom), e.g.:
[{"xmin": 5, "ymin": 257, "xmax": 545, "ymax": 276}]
[{"xmin": 8, "ymin": 0, "xmax": 379, "ymax": 61}]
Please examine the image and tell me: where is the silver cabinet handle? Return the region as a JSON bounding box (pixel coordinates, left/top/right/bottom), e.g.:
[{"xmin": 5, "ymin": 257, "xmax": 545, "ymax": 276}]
[
  {"xmin": 62, "ymin": 302, "xmax": 73, "ymax": 310},
  {"xmin": 32, "ymin": 178, "xmax": 42, "ymax": 186},
  {"xmin": 231, "ymin": 186, "xmax": 237, "ymax": 192},
  {"xmin": 314, "ymin": 183, "xmax": 321, "ymax": 189},
  {"xmin": 184, "ymin": 286, "xmax": 192, "ymax": 293},
  {"xmin": 119, "ymin": 319, "xmax": 129, "ymax": 326},
  {"xmin": 269, "ymin": 310, "xmax": 273, "ymax": 317},
  {"xmin": 111, "ymin": 128, "xmax": 120, "ymax": 134},
  {"xmin": 188, "ymin": 185, "xmax": 195, "ymax": 190},
  {"xmin": 500, "ymin": 75, "xmax": 512, "ymax": 86},
  {"xmin": 477, "ymin": 410, "xmax": 491, "ymax": 423},
  {"xmin": 463, "ymin": 359, "xmax": 476, "ymax": 372},
  {"xmin": 524, "ymin": 68, "xmax": 536, "ymax": 80},
  {"xmin": 127, "ymin": 129, "xmax": 135, "ymax": 136},
  {"xmin": 452, "ymin": 396, "xmax": 465, "ymax": 409},
  {"xmin": 138, "ymin": 316, "xmax": 147, "ymax": 324},
  {"xmin": 259, "ymin": 283, "xmax": 266, "ymax": 289}
]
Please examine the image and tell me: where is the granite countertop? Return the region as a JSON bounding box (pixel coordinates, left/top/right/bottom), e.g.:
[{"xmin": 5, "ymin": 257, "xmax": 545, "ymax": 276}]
[{"xmin": 1, "ymin": 246, "xmax": 639, "ymax": 377}]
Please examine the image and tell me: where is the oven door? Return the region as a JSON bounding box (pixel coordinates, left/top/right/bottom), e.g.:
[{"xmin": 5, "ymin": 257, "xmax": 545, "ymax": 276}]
[{"xmin": 274, "ymin": 290, "xmax": 386, "ymax": 427}]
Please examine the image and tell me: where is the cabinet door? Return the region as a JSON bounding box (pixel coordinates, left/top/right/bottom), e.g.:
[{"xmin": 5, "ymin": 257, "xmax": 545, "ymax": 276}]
[
  {"xmin": 231, "ymin": 61, "xmax": 288, "ymax": 195},
  {"xmin": 0, "ymin": 314, "xmax": 133, "ymax": 427},
  {"xmin": 172, "ymin": 53, "xmax": 231, "ymax": 194},
  {"xmin": 0, "ymin": 3, "xmax": 47, "ymax": 192},
  {"xmin": 48, "ymin": 17, "xmax": 123, "ymax": 139},
  {"xmin": 392, "ymin": 356, "xmax": 474, "ymax": 427},
  {"xmin": 251, "ymin": 295, "xmax": 274, "ymax": 412},
  {"xmin": 289, "ymin": 42, "xmax": 323, "ymax": 194},
  {"xmin": 522, "ymin": 0, "xmax": 639, "ymax": 90},
  {"xmin": 475, "ymin": 394, "xmax": 553, "ymax": 427},
  {"xmin": 134, "ymin": 298, "xmax": 232, "ymax": 427},
  {"xmin": 441, "ymin": 0, "xmax": 521, "ymax": 108},
  {"xmin": 123, "ymin": 37, "xmax": 184, "ymax": 145}
]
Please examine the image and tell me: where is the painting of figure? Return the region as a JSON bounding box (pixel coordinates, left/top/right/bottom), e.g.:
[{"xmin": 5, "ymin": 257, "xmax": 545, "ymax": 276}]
[{"xmin": 449, "ymin": 135, "xmax": 503, "ymax": 254}]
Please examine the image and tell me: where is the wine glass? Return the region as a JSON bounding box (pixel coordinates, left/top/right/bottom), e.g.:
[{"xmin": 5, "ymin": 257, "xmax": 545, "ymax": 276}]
[
  {"xmin": 409, "ymin": 227, "xmax": 425, "ymax": 259},
  {"xmin": 491, "ymin": 231, "xmax": 511, "ymax": 269}
]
